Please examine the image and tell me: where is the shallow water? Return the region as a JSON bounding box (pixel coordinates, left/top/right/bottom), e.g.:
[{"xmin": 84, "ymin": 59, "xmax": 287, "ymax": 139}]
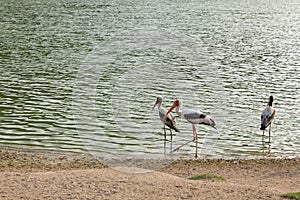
[{"xmin": 1, "ymin": 0, "xmax": 300, "ymax": 163}]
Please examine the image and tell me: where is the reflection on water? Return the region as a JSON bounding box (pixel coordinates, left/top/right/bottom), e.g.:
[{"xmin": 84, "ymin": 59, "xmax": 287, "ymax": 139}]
[{"xmin": 0, "ymin": 0, "xmax": 300, "ymax": 163}]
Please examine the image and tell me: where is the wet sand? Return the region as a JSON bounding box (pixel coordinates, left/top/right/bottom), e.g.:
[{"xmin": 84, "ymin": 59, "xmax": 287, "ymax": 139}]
[{"xmin": 0, "ymin": 148, "xmax": 299, "ymax": 199}]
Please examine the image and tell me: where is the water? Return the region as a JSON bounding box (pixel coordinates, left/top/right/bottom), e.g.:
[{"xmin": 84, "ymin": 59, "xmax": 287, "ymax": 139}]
[{"xmin": 1, "ymin": 0, "xmax": 300, "ymax": 164}]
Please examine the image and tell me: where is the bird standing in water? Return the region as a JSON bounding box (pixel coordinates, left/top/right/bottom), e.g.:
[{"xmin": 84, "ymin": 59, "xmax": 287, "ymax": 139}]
[
  {"xmin": 165, "ymin": 99, "xmax": 216, "ymax": 158},
  {"xmin": 152, "ymin": 97, "xmax": 179, "ymax": 140},
  {"xmin": 260, "ymin": 96, "xmax": 276, "ymax": 143}
]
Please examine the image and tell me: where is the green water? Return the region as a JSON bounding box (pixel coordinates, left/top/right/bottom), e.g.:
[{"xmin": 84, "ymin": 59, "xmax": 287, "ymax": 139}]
[{"xmin": 1, "ymin": 0, "xmax": 300, "ymax": 162}]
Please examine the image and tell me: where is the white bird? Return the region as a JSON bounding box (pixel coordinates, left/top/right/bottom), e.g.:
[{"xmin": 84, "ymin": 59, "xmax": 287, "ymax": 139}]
[
  {"xmin": 152, "ymin": 97, "xmax": 179, "ymax": 140},
  {"xmin": 165, "ymin": 99, "xmax": 216, "ymax": 158},
  {"xmin": 260, "ymin": 96, "xmax": 276, "ymax": 143}
]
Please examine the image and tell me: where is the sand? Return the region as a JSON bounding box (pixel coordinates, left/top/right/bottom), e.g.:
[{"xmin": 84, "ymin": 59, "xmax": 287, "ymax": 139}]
[{"xmin": 0, "ymin": 149, "xmax": 299, "ymax": 200}]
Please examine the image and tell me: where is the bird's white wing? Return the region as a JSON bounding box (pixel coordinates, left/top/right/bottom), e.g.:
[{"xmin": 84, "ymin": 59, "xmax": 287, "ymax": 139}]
[{"xmin": 182, "ymin": 109, "xmax": 206, "ymax": 124}]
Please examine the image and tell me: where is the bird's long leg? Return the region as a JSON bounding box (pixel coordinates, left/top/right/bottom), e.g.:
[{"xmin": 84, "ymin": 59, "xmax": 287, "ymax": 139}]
[
  {"xmin": 164, "ymin": 139, "xmax": 166, "ymax": 156},
  {"xmin": 267, "ymin": 143, "xmax": 271, "ymax": 153},
  {"xmin": 170, "ymin": 128, "xmax": 173, "ymax": 141},
  {"xmin": 262, "ymin": 130, "xmax": 265, "ymax": 151},
  {"xmin": 170, "ymin": 135, "xmax": 173, "ymax": 153},
  {"xmin": 163, "ymin": 125, "xmax": 166, "ymax": 141},
  {"xmin": 268, "ymin": 123, "xmax": 271, "ymax": 143},
  {"xmin": 192, "ymin": 125, "xmax": 198, "ymax": 158}
]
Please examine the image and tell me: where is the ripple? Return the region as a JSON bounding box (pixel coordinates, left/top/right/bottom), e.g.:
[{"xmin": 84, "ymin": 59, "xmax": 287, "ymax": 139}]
[{"xmin": 0, "ymin": 0, "xmax": 300, "ymax": 161}]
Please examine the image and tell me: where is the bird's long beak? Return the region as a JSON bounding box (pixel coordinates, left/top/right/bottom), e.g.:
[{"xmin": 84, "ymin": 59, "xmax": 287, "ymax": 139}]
[
  {"xmin": 164, "ymin": 104, "xmax": 176, "ymax": 119},
  {"xmin": 210, "ymin": 118, "xmax": 217, "ymax": 130},
  {"xmin": 152, "ymin": 101, "xmax": 158, "ymax": 111}
]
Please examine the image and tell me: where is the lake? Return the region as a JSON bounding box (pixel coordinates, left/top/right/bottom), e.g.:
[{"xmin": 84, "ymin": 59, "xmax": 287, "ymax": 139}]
[{"xmin": 1, "ymin": 0, "xmax": 299, "ymax": 169}]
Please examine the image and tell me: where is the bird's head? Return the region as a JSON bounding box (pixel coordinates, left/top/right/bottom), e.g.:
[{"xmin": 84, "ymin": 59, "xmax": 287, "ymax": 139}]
[
  {"xmin": 152, "ymin": 96, "xmax": 163, "ymax": 111},
  {"xmin": 173, "ymin": 99, "xmax": 180, "ymax": 107},
  {"xmin": 164, "ymin": 99, "xmax": 180, "ymax": 119},
  {"xmin": 208, "ymin": 116, "xmax": 217, "ymax": 129}
]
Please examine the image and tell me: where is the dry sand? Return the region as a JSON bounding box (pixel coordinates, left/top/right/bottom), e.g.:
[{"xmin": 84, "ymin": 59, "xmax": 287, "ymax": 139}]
[{"xmin": 0, "ymin": 149, "xmax": 299, "ymax": 200}]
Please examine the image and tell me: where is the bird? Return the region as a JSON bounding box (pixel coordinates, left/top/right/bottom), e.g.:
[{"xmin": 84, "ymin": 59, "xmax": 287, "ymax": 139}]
[
  {"xmin": 152, "ymin": 97, "xmax": 179, "ymax": 140},
  {"xmin": 260, "ymin": 95, "xmax": 276, "ymax": 143},
  {"xmin": 164, "ymin": 99, "xmax": 216, "ymax": 158}
]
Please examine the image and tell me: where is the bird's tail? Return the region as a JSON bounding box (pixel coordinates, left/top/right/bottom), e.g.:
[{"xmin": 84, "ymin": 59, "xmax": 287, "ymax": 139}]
[
  {"xmin": 260, "ymin": 125, "xmax": 266, "ymax": 130},
  {"xmin": 260, "ymin": 121, "xmax": 267, "ymax": 130},
  {"xmin": 174, "ymin": 126, "xmax": 180, "ymax": 132}
]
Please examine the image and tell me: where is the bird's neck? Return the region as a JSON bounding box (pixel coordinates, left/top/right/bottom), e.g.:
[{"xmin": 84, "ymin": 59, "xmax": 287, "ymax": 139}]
[
  {"xmin": 268, "ymin": 99, "xmax": 273, "ymax": 107},
  {"xmin": 268, "ymin": 96, "xmax": 274, "ymax": 107},
  {"xmin": 157, "ymin": 103, "xmax": 162, "ymax": 110},
  {"xmin": 176, "ymin": 105, "xmax": 182, "ymax": 117}
]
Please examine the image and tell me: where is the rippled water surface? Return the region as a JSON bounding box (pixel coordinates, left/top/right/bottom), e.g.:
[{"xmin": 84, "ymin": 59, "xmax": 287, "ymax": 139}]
[{"xmin": 1, "ymin": 0, "xmax": 300, "ymax": 164}]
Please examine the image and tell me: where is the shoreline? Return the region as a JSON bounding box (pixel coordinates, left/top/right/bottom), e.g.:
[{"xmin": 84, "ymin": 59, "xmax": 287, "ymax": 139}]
[
  {"xmin": 1, "ymin": 147, "xmax": 299, "ymax": 171},
  {"xmin": 0, "ymin": 148, "xmax": 299, "ymax": 199}
]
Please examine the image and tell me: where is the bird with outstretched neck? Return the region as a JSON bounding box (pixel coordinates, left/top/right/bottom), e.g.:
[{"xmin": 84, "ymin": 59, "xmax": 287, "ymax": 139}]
[{"xmin": 165, "ymin": 99, "xmax": 216, "ymax": 158}]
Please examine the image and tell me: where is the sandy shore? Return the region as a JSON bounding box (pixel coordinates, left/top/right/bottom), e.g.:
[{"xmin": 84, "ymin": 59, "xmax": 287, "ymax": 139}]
[{"xmin": 0, "ymin": 149, "xmax": 299, "ymax": 200}]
